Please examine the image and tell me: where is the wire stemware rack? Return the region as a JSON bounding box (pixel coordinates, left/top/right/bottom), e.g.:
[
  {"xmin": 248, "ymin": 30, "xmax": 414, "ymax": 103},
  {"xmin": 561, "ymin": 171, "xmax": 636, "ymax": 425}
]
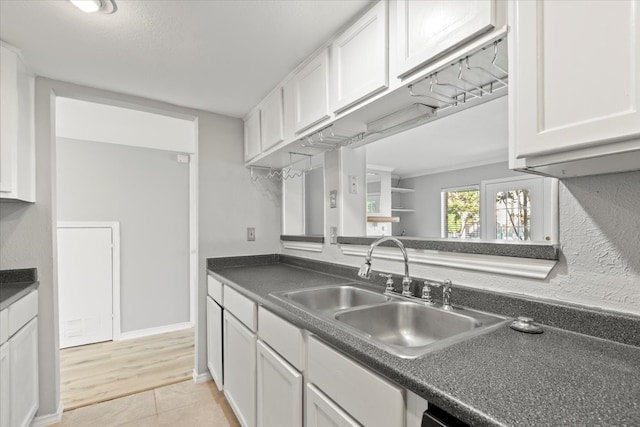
[
  {"xmin": 249, "ymin": 153, "xmax": 316, "ymax": 183},
  {"xmin": 407, "ymin": 39, "xmax": 508, "ymax": 113}
]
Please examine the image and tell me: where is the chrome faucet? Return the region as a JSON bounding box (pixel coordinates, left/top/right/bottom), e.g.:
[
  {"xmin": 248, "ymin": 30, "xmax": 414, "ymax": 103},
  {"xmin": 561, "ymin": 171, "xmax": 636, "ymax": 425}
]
[{"xmin": 357, "ymin": 236, "xmax": 412, "ymax": 296}]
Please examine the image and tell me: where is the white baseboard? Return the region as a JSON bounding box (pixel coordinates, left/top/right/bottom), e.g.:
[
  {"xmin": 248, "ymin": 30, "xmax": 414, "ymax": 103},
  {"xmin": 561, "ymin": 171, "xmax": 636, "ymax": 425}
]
[
  {"xmin": 31, "ymin": 400, "xmax": 63, "ymax": 427},
  {"xmin": 118, "ymin": 321, "xmax": 193, "ymax": 341},
  {"xmin": 192, "ymin": 368, "xmax": 211, "ymax": 384}
]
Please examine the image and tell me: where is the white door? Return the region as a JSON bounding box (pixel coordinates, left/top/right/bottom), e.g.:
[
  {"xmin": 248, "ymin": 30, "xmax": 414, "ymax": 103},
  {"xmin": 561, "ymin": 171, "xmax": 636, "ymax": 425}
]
[
  {"xmin": 0, "ymin": 341, "xmax": 9, "ymax": 427},
  {"xmin": 396, "ymin": 0, "xmax": 495, "ymax": 77},
  {"xmin": 256, "ymin": 340, "xmax": 302, "ymax": 427},
  {"xmin": 206, "ymin": 296, "xmax": 223, "ymax": 391},
  {"xmin": 293, "ymin": 48, "xmax": 330, "ymax": 133},
  {"xmin": 58, "ymin": 225, "xmax": 114, "ymax": 348},
  {"xmin": 331, "ymin": 0, "xmax": 388, "ymax": 113},
  {"xmin": 223, "ymin": 311, "xmax": 257, "ymax": 427},
  {"xmin": 9, "ymin": 318, "xmax": 38, "ymax": 427},
  {"xmin": 509, "ymin": 0, "xmax": 640, "ymax": 162},
  {"xmin": 306, "ymin": 384, "xmax": 359, "ymax": 427}
]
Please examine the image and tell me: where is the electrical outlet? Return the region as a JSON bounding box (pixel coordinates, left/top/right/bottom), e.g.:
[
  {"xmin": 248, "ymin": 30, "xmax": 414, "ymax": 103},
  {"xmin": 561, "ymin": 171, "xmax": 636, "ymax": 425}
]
[
  {"xmin": 349, "ymin": 175, "xmax": 358, "ymax": 194},
  {"xmin": 247, "ymin": 227, "xmax": 255, "ymax": 241},
  {"xmin": 329, "ymin": 190, "xmax": 337, "ymax": 208},
  {"xmin": 330, "ymin": 227, "xmax": 338, "ymax": 244}
]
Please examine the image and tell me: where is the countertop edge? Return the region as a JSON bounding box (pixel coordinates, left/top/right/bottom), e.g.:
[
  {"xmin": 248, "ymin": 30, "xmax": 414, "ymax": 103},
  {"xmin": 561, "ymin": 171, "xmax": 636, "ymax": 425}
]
[{"xmin": 0, "ymin": 281, "xmax": 40, "ymax": 311}]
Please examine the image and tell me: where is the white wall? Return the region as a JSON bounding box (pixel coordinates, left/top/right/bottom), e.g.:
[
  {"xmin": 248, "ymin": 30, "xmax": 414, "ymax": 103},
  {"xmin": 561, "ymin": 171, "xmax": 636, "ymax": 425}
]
[
  {"xmin": 56, "ymin": 97, "xmax": 196, "ymax": 153},
  {"xmin": 56, "ymin": 138, "xmax": 190, "ymax": 333},
  {"xmin": 395, "ymin": 162, "xmax": 525, "ymax": 237},
  {"xmin": 283, "ymin": 167, "xmax": 640, "ymax": 317},
  {"xmin": 0, "ymin": 78, "xmax": 282, "ymax": 420}
]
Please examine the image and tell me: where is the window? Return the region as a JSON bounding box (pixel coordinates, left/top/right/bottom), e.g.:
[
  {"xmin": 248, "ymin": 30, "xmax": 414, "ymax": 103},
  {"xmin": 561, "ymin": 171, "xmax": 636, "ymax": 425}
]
[
  {"xmin": 481, "ymin": 176, "xmax": 558, "ymax": 242},
  {"xmin": 494, "ymin": 189, "xmax": 531, "ymax": 240},
  {"xmin": 441, "ymin": 187, "xmax": 480, "ymax": 239},
  {"xmin": 441, "ymin": 177, "xmax": 558, "ymax": 243}
]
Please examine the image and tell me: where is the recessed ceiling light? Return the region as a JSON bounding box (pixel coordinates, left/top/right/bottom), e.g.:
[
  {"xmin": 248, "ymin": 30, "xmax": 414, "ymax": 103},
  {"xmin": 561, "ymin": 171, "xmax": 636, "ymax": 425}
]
[{"xmin": 70, "ymin": 0, "xmax": 117, "ymax": 14}]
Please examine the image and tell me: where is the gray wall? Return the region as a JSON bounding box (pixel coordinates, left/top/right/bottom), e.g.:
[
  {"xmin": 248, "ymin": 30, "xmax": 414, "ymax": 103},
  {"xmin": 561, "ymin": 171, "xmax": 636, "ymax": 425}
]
[
  {"xmin": 56, "ymin": 138, "xmax": 190, "ymax": 333},
  {"xmin": 0, "ymin": 78, "xmax": 282, "ymax": 420},
  {"xmin": 394, "ymin": 162, "xmax": 524, "ymax": 237}
]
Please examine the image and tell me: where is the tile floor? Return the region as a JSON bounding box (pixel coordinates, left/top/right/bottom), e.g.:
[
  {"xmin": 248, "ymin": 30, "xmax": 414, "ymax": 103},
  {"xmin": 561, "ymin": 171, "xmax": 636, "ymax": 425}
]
[{"xmin": 53, "ymin": 379, "xmax": 240, "ymax": 427}]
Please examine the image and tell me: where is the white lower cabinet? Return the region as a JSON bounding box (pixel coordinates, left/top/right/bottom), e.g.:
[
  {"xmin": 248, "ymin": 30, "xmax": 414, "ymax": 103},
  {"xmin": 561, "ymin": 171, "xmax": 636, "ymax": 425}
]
[
  {"xmin": 306, "ymin": 383, "xmax": 359, "ymax": 427},
  {"xmin": 256, "ymin": 340, "xmax": 302, "ymax": 427},
  {"xmin": 9, "ymin": 317, "xmax": 39, "ymax": 427},
  {"xmin": 0, "ymin": 341, "xmax": 9, "ymax": 427},
  {"xmin": 307, "ymin": 336, "xmax": 404, "ymax": 427},
  {"xmin": 223, "ymin": 311, "xmax": 256, "ymax": 427},
  {"xmin": 206, "ymin": 296, "xmax": 223, "ymax": 390},
  {"xmin": 214, "ymin": 292, "xmax": 430, "ymax": 427}
]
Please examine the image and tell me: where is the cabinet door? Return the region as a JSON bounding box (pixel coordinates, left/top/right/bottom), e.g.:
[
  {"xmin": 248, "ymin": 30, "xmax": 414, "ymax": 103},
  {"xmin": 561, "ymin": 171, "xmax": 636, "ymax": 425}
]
[
  {"xmin": 396, "ymin": 0, "xmax": 494, "ymax": 77},
  {"xmin": 0, "ymin": 342, "xmax": 9, "ymax": 427},
  {"xmin": 256, "ymin": 341, "xmax": 302, "ymax": 427},
  {"xmin": 244, "ymin": 109, "xmax": 262, "ymax": 162},
  {"xmin": 0, "ymin": 44, "xmax": 19, "ymax": 195},
  {"xmin": 206, "ymin": 297, "xmax": 223, "ymax": 391},
  {"xmin": 510, "ymin": 0, "xmax": 640, "ymax": 162},
  {"xmin": 331, "ymin": 0, "xmax": 388, "ymax": 113},
  {"xmin": 9, "ymin": 318, "xmax": 38, "ymax": 427},
  {"xmin": 223, "ymin": 311, "xmax": 256, "ymax": 427},
  {"xmin": 306, "ymin": 384, "xmax": 359, "ymax": 427},
  {"xmin": 293, "ymin": 48, "xmax": 330, "ymax": 133},
  {"xmin": 308, "ymin": 336, "xmax": 404, "ymax": 427},
  {"xmin": 261, "ymin": 88, "xmax": 285, "ymax": 152}
]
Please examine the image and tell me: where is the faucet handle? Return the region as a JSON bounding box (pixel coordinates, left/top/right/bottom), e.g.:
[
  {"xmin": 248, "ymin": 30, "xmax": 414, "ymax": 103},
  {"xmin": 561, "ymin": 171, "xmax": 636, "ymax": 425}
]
[
  {"xmin": 421, "ymin": 281, "xmax": 436, "ymax": 305},
  {"xmin": 442, "ymin": 279, "xmax": 453, "ymax": 311},
  {"xmin": 378, "ymin": 273, "xmax": 395, "ymax": 292}
]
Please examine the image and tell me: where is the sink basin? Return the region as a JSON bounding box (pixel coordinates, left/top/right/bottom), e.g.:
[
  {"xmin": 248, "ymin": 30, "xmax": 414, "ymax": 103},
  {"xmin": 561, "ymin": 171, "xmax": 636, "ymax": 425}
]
[
  {"xmin": 276, "ymin": 285, "xmax": 390, "ymax": 314},
  {"xmin": 334, "ymin": 301, "xmax": 508, "ymax": 358},
  {"xmin": 271, "ymin": 284, "xmax": 508, "ymax": 358}
]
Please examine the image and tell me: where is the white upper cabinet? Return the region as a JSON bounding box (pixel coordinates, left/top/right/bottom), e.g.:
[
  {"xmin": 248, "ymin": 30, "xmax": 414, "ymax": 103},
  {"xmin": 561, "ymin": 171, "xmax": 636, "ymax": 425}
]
[
  {"xmin": 331, "ymin": 1, "xmax": 389, "ymax": 113},
  {"xmin": 0, "ymin": 43, "xmax": 35, "ymax": 202},
  {"xmin": 261, "ymin": 88, "xmax": 285, "ymax": 152},
  {"xmin": 293, "ymin": 48, "xmax": 330, "ymax": 133},
  {"xmin": 509, "ymin": 0, "xmax": 640, "ymax": 175},
  {"xmin": 244, "ymin": 108, "xmax": 261, "ymax": 162},
  {"xmin": 396, "ymin": 0, "xmax": 495, "ymax": 78}
]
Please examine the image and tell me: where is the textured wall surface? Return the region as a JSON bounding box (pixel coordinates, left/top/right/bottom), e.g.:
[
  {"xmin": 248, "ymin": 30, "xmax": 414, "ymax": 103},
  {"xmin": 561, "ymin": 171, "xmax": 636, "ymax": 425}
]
[{"xmin": 283, "ymin": 170, "xmax": 640, "ymax": 316}]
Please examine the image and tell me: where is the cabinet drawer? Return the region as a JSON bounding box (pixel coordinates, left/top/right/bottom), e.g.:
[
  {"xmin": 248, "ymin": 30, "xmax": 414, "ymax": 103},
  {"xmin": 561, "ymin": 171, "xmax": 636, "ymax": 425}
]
[
  {"xmin": 308, "ymin": 336, "xmax": 404, "ymax": 427},
  {"xmin": 0, "ymin": 309, "xmax": 7, "ymax": 344},
  {"xmin": 223, "ymin": 286, "xmax": 257, "ymax": 332},
  {"xmin": 258, "ymin": 307, "xmax": 305, "ymax": 371},
  {"xmin": 207, "ymin": 275, "xmax": 223, "ymax": 305},
  {"xmin": 8, "ymin": 290, "xmax": 37, "ymax": 337}
]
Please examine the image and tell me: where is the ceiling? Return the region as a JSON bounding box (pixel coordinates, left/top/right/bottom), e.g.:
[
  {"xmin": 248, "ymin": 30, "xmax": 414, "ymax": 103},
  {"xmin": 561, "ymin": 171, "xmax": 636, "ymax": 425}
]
[
  {"xmin": 0, "ymin": 0, "xmax": 371, "ymax": 118},
  {"xmin": 365, "ymin": 95, "xmax": 509, "ymax": 178}
]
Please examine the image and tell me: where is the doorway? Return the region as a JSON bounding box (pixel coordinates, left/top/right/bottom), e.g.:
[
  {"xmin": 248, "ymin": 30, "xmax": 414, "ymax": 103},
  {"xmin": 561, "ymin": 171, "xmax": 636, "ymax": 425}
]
[
  {"xmin": 54, "ymin": 95, "xmax": 198, "ymax": 410},
  {"xmin": 57, "ymin": 222, "xmax": 120, "ymax": 348}
]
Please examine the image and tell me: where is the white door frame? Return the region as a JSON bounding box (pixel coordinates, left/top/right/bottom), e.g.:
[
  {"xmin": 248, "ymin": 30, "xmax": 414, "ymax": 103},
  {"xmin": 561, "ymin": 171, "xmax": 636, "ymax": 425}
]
[{"xmin": 57, "ymin": 221, "xmax": 122, "ymax": 340}]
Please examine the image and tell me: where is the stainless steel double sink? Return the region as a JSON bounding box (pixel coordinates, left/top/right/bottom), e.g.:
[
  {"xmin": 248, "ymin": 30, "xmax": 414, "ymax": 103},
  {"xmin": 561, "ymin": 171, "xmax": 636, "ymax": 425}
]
[{"xmin": 271, "ymin": 284, "xmax": 509, "ymax": 358}]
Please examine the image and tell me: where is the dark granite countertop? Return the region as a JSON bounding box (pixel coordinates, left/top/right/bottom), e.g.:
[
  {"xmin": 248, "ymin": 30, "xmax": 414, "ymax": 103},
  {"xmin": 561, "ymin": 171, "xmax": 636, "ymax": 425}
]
[
  {"xmin": 0, "ymin": 268, "xmax": 39, "ymax": 310},
  {"xmin": 208, "ymin": 258, "xmax": 640, "ymax": 427}
]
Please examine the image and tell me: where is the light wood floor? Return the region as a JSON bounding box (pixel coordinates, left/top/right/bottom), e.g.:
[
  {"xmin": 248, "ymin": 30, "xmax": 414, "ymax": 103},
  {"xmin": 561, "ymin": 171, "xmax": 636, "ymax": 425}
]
[
  {"xmin": 60, "ymin": 328, "xmax": 195, "ymax": 411},
  {"xmin": 53, "ymin": 379, "xmax": 240, "ymax": 427}
]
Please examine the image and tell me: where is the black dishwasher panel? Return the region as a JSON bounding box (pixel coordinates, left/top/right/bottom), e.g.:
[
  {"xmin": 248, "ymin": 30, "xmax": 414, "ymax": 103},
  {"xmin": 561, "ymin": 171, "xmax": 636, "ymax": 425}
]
[{"xmin": 421, "ymin": 404, "xmax": 470, "ymax": 427}]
